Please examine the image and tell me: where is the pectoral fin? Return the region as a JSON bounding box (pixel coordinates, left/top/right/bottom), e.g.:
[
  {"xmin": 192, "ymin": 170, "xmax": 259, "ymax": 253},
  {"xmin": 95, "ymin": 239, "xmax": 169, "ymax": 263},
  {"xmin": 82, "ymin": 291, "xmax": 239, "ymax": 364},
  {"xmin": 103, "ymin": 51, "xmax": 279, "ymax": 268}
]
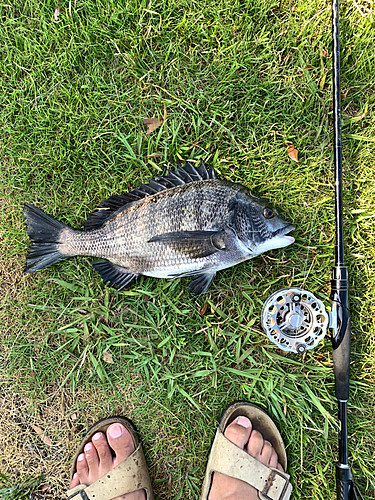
[{"xmin": 148, "ymin": 230, "xmax": 226, "ymax": 259}]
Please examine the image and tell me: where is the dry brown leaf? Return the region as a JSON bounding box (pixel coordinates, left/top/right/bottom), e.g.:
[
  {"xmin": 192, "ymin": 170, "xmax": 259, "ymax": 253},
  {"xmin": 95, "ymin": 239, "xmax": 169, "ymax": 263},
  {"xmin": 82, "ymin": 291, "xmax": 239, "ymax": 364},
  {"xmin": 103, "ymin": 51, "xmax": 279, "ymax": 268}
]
[
  {"xmin": 341, "ymin": 89, "xmax": 349, "ymax": 100},
  {"xmin": 322, "ymin": 49, "xmax": 328, "ymax": 57},
  {"xmin": 142, "ymin": 117, "xmax": 163, "ymax": 134},
  {"xmin": 199, "ymin": 302, "xmax": 208, "ymax": 317},
  {"xmin": 41, "ymin": 485, "xmax": 50, "ymax": 492},
  {"xmin": 30, "ymin": 424, "xmax": 52, "ymax": 445},
  {"xmin": 287, "ymin": 145, "xmax": 299, "ymax": 163},
  {"xmin": 103, "ymin": 351, "xmax": 114, "ymax": 364},
  {"xmin": 53, "ymin": 5, "xmax": 60, "ymax": 21}
]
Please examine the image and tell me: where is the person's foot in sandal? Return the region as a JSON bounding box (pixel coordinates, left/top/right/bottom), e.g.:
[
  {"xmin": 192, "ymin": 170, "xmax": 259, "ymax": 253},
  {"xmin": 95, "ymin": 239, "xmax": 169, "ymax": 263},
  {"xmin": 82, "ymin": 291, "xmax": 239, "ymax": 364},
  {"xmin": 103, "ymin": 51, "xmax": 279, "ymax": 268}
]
[
  {"xmin": 68, "ymin": 419, "xmax": 149, "ymax": 500},
  {"xmin": 208, "ymin": 416, "xmax": 284, "ymax": 500},
  {"xmin": 200, "ymin": 401, "xmax": 292, "ymax": 500}
]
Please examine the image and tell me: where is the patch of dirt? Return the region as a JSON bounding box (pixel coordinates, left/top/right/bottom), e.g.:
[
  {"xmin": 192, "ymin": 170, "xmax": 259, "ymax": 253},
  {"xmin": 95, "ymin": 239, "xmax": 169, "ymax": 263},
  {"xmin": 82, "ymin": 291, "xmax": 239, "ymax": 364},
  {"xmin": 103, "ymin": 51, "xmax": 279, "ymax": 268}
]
[
  {"xmin": 0, "ymin": 378, "xmax": 142, "ymax": 498},
  {"xmin": 0, "ymin": 254, "xmax": 26, "ymax": 301}
]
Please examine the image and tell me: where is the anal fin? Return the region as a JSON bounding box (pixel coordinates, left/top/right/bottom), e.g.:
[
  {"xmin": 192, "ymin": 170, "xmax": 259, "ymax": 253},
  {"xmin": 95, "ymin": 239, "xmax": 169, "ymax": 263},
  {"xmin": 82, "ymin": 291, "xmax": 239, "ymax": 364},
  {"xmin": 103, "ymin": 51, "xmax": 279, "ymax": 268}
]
[{"xmin": 92, "ymin": 260, "xmax": 138, "ymax": 291}]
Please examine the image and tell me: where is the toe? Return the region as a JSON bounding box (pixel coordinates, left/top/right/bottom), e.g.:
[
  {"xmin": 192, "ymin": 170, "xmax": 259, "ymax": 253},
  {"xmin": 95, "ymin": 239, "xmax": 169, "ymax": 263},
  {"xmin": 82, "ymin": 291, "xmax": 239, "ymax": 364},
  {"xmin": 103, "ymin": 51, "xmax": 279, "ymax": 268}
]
[
  {"xmin": 76, "ymin": 452, "xmax": 90, "ymax": 484},
  {"xmin": 259, "ymin": 440, "xmax": 274, "ymax": 464},
  {"xmin": 268, "ymin": 448, "xmax": 280, "ymax": 469},
  {"xmin": 69, "ymin": 472, "xmax": 80, "ymax": 490},
  {"xmin": 92, "ymin": 431, "xmax": 113, "ymax": 472},
  {"xmin": 107, "ymin": 423, "xmax": 135, "ymax": 466},
  {"xmin": 224, "ymin": 416, "xmax": 252, "ymax": 449},
  {"xmin": 84, "ymin": 442, "xmax": 100, "ymax": 478},
  {"xmin": 246, "ymin": 429, "xmax": 264, "ymax": 458}
]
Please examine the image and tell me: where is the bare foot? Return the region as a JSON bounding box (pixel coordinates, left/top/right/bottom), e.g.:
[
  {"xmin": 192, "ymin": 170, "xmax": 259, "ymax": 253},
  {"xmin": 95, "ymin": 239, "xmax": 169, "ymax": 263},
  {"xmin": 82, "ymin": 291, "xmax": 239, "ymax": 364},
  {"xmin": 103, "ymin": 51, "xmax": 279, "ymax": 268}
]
[
  {"xmin": 208, "ymin": 416, "xmax": 284, "ymax": 500},
  {"xmin": 69, "ymin": 423, "xmax": 146, "ymax": 500}
]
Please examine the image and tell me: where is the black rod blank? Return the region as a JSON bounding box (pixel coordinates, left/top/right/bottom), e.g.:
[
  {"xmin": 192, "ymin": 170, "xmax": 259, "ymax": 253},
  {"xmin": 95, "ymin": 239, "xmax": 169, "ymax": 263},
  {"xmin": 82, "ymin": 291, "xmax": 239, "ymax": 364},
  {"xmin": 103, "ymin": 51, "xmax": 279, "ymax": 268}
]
[{"xmin": 332, "ymin": 0, "xmax": 344, "ymax": 266}]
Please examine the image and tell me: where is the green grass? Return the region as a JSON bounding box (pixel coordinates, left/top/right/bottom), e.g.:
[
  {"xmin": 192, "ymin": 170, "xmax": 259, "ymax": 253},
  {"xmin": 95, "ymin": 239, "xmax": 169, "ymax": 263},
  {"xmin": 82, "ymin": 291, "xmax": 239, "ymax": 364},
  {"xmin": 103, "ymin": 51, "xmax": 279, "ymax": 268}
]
[{"xmin": 1, "ymin": 0, "xmax": 374, "ymax": 498}]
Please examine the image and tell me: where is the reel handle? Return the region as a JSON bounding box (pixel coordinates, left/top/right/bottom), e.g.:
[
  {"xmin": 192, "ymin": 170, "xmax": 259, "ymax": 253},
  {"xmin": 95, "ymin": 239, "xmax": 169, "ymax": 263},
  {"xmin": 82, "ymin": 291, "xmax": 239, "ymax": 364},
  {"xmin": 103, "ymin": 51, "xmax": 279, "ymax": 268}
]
[
  {"xmin": 332, "ymin": 314, "xmax": 350, "ymax": 401},
  {"xmin": 331, "ymin": 265, "xmax": 350, "ymax": 402}
]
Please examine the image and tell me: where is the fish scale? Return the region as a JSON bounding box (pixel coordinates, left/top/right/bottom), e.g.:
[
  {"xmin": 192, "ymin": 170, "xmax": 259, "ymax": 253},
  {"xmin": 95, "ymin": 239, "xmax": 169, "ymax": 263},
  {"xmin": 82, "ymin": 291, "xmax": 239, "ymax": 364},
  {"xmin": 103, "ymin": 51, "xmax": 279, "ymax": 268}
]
[{"xmin": 23, "ymin": 161, "xmax": 295, "ymax": 296}]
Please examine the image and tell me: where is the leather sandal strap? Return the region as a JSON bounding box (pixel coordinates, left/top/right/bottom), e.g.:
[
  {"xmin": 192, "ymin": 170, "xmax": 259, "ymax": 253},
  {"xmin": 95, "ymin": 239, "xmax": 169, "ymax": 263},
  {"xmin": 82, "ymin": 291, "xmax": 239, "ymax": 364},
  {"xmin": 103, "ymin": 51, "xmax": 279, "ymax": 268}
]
[
  {"xmin": 66, "ymin": 444, "xmax": 152, "ymax": 500},
  {"xmin": 204, "ymin": 430, "xmax": 292, "ymax": 500}
]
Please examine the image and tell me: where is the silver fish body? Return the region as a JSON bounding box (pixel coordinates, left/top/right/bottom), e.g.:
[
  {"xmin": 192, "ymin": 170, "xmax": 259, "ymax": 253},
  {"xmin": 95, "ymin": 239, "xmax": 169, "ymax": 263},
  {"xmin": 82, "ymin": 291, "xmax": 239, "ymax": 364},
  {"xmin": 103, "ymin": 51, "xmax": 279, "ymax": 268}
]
[{"xmin": 24, "ymin": 162, "xmax": 295, "ymax": 295}]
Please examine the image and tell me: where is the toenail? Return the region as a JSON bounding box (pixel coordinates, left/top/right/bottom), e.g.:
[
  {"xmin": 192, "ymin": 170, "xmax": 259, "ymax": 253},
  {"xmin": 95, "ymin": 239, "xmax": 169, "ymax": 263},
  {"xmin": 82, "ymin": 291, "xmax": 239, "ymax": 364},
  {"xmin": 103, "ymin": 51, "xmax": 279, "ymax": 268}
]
[
  {"xmin": 77, "ymin": 453, "xmax": 85, "ymax": 462},
  {"xmin": 108, "ymin": 423, "xmax": 123, "ymax": 439},
  {"xmin": 265, "ymin": 440, "xmax": 273, "ymax": 447},
  {"xmin": 236, "ymin": 416, "xmax": 251, "ymax": 428},
  {"xmin": 84, "ymin": 442, "xmax": 93, "ymax": 452},
  {"xmin": 92, "ymin": 432, "xmax": 102, "ymax": 441}
]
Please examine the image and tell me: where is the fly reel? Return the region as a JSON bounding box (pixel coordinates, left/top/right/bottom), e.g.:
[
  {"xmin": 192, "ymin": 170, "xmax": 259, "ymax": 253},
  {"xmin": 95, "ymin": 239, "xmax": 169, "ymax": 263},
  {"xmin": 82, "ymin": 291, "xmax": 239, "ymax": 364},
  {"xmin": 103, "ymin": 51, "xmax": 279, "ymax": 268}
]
[{"xmin": 261, "ymin": 288, "xmax": 329, "ymax": 354}]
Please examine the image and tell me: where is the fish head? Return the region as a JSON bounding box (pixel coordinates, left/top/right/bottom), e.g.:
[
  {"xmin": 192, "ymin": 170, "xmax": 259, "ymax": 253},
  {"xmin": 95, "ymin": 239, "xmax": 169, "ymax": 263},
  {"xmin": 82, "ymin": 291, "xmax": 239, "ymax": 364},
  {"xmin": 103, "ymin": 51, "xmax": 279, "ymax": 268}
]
[{"xmin": 228, "ymin": 193, "xmax": 295, "ymax": 255}]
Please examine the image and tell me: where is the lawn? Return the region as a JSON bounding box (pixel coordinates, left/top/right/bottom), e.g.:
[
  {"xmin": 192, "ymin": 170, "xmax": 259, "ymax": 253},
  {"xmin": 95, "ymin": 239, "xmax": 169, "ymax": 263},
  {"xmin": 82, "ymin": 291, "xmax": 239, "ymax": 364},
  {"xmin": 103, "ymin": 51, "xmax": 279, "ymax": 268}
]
[{"xmin": 0, "ymin": 0, "xmax": 374, "ymax": 499}]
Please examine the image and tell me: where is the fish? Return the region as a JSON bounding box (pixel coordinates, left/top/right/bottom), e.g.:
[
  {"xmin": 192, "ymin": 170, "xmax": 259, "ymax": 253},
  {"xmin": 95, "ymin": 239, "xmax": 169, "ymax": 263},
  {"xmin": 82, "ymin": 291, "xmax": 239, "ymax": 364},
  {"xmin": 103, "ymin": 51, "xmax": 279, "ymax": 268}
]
[{"xmin": 23, "ymin": 161, "xmax": 295, "ymax": 296}]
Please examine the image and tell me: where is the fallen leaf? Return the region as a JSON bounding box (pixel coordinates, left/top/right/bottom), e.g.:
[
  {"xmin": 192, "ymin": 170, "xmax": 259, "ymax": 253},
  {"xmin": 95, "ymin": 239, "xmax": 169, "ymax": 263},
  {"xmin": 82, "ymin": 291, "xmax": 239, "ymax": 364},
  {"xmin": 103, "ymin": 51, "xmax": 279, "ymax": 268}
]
[
  {"xmin": 199, "ymin": 302, "xmax": 208, "ymax": 317},
  {"xmin": 144, "ymin": 294, "xmax": 150, "ymax": 302},
  {"xmin": 31, "ymin": 424, "xmax": 52, "ymax": 446},
  {"xmin": 341, "ymin": 89, "xmax": 349, "ymax": 100},
  {"xmin": 70, "ymin": 413, "xmax": 78, "ymax": 421},
  {"xmin": 322, "ymin": 49, "xmax": 328, "ymax": 57},
  {"xmin": 41, "ymin": 485, "xmax": 50, "ymax": 492},
  {"xmin": 287, "ymin": 145, "xmax": 299, "ymax": 163},
  {"xmin": 53, "ymin": 4, "xmax": 60, "ymax": 21},
  {"xmin": 103, "ymin": 351, "xmax": 114, "ymax": 364},
  {"xmin": 142, "ymin": 117, "xmax": 163, "ymax": 134}
]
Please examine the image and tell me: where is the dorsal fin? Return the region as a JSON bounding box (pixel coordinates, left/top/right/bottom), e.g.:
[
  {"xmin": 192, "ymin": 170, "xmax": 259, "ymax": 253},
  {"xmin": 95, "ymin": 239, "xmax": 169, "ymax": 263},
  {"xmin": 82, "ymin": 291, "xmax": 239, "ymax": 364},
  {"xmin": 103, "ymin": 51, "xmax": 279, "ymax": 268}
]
[{"xmin": 83, "ymin": 160, "xmax": 217, "ymax": 231}]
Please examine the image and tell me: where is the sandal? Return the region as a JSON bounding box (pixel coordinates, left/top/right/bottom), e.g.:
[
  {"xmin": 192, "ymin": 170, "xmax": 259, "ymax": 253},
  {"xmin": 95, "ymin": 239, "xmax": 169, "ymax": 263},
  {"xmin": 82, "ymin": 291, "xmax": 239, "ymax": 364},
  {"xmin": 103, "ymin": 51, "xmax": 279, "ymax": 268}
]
[
  {"xmin": 200, "ymin": 401, "xmax": 293, "ymax": 500},
  {"xmin": 66, "ymin": 416, "xmax": 154, "ymax": 500}
]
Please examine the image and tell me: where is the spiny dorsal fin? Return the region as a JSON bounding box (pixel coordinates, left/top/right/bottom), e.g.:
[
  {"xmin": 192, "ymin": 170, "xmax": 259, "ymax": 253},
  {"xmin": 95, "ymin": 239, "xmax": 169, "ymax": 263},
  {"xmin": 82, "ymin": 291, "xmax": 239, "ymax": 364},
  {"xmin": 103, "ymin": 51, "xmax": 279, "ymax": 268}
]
[
  {"xmin": 83, "ymin": 193, "xmax": 141, "ymax": 231},
  {"xmin": 83, "ymin": 160, "xmax": 217, "ymax": 231}
]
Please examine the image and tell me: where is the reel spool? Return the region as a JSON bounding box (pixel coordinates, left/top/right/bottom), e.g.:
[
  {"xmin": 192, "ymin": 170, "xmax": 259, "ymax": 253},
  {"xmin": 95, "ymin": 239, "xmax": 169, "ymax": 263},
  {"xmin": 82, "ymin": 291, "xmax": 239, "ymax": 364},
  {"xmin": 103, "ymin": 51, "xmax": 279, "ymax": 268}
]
[{"xmin": 261, "ymin": 288, "xmax": 329, "ymax": 354}]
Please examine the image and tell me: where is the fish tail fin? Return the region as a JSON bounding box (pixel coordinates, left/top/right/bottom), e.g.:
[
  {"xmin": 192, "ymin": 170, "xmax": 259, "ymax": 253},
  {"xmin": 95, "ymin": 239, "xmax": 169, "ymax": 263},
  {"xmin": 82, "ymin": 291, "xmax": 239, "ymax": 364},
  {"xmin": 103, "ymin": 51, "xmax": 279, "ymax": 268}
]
[{"xmin": 23, "ymin": 203, "xmax": 75, "ymax": 273}]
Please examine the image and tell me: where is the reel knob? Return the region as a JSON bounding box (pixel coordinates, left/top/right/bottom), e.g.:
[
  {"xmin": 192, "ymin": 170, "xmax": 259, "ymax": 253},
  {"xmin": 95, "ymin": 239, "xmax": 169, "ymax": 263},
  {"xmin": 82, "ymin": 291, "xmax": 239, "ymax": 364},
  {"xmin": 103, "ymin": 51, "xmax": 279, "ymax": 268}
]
[{"xmin": 261, "ymin": 288, "xmax": 329, "ymax": 353}]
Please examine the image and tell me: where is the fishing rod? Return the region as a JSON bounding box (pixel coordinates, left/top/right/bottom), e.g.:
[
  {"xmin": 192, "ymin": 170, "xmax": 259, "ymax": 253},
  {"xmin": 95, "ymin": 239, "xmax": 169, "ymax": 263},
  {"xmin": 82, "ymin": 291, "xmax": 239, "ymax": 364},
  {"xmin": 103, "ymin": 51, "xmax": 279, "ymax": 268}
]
[
  {"xmin": 260, "ymin": 1, "xmax": 364, "ymax": 498},
  {"xmin": 330, "ymin": 0, "xmax": 363, "ymax": 497}
]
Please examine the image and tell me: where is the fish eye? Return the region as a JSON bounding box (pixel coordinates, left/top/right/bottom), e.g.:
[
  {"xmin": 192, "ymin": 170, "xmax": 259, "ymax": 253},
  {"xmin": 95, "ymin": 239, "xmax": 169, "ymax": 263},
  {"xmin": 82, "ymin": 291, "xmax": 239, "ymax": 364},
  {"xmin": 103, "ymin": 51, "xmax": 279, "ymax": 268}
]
[{"xmin": 263, "ymin": 208, "xmax": 275, "ymax": 219}]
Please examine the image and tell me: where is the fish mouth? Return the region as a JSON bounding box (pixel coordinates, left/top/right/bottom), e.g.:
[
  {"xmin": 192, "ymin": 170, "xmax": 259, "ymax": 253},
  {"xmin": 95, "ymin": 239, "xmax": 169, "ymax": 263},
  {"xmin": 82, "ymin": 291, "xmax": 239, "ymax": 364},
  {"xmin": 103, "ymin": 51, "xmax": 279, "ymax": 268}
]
[{"xmin": 274, "ymin": 224, "xmax": 295, "ymax": 244}]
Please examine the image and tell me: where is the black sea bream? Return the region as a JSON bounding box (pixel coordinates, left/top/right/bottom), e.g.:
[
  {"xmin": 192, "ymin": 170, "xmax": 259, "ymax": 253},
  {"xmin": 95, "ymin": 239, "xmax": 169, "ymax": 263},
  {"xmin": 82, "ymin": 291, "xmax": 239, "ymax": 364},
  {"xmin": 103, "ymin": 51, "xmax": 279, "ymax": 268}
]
[{"xmin": 23, "ymin": 161, "xmax": 295, "ymax": 295}]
